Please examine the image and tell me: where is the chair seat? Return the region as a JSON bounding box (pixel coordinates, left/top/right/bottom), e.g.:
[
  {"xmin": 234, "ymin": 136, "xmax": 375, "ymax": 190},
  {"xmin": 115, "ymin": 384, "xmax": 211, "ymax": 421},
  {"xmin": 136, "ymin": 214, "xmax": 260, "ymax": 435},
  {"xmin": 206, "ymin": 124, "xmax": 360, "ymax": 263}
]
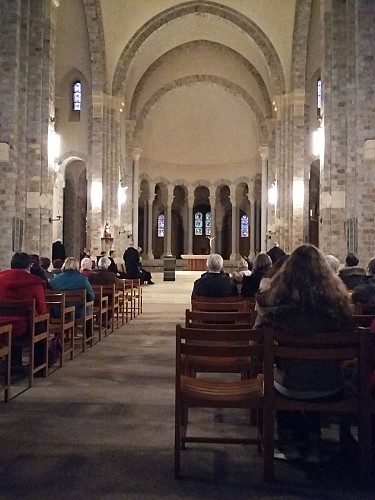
[{"xmin": 180, "ymin": 374, "xmax": 263, "ymax": 404}]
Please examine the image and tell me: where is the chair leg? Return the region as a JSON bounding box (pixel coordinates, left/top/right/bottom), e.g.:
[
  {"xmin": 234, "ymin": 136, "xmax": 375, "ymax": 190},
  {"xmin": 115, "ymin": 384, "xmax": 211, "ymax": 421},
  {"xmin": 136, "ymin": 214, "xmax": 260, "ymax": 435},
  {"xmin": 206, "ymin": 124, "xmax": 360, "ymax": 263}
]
[{"xmin": 262, "ymin": 406, "xmax": 275, "ymax": 481}]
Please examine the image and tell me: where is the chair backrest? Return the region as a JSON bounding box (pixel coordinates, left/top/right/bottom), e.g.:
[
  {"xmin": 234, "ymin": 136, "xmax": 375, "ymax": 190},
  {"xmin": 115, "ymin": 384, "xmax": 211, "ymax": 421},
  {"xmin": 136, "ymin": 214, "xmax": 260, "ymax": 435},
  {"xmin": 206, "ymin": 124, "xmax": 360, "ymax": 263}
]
[
  {"xmin": 192, "ymin": 296, "xmax": 245, "ymax": 312},
  {"xmin": 176, "ymin": 324, "xmax": 264, "ymax": 376},
  {"xmin": 45, "ymin": 291, "xmax": 67, "ymax": 321},
  {"xmin": 185, "ymin": 309, "xmax": 255, "ymax": 328},
  {"xmin": 0, "ymin": 299, "xmax": 35, "ymax": 319}
]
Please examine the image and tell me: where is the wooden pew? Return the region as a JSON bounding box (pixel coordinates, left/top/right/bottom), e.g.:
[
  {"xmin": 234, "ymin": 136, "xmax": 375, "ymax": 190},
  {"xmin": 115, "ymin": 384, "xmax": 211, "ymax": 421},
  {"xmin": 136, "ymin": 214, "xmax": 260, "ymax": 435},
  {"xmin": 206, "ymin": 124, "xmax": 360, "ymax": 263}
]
[
  {"xmin": 91, "ymin": 285, "xmax": 109, "ymax": 340},
  {"xmin": 45, "ymin": 291, "xmax": 75, "ymax": 365},
  {"xmin": 0, "ymin": 323, "xmax": 12, "ymax": 401}
]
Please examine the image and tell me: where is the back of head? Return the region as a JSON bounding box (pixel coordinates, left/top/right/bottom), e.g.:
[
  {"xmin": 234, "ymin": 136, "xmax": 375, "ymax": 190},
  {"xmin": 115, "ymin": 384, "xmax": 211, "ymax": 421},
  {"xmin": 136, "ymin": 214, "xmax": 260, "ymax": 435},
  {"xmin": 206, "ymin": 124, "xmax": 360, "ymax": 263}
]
[
  {"xmin": 30, "ymin": 254, "xmax": 41, "ymax": 267},
  {"xmin": 98, "ymin": 257, "xmax": 111, "ymax": 269},
  {"xmin": 367, "ymin": 258, "xmax": 375, "ymax": 275},
  {"xmin": 207, "ymin": 253, "xmax": 223, "ymax": 273},
  {"xmin": 253, "ymin": 252, "xmax": 272, "ymax": 273},
  {"xmin": 40, "ymin": 257, "xmax": 51, "ymax": 270},
  {"xmin": 325, "ymin": 254, "xmax": 340, "ymax": 273},
  {"xmin": 62, "ymin": 257, "xmax": 79, "ymax": 272},
  {"xmin": 11, "ymin": 252, "xmax": 31, "ymax": 270},
  {"xmin": 346, "ymin": 253, "xmax": 359, "ymax": 267},
  {"xmin": 81, "ymin": 257, "xmax": 92, "ymax": 270},
  {"xmin": 52, "ymin": 259, "xmax": 63, "ymax": 269}
]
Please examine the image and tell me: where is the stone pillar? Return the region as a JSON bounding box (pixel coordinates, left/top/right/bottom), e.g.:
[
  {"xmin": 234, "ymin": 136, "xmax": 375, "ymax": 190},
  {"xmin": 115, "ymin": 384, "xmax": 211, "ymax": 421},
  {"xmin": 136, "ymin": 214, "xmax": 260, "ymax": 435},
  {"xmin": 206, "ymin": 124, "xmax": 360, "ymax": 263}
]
[
  {"xmin": 131, "ymin": 146, "xmax": 142, "ymax": 248},
  {"xmin": 259, "ymin": 146, "xmax": 269, "ymax": 252},
  {"xmin": 249, "ymin": 198, "xmax": 256, "ymax": 259},
  {"xmin": 187, "ymin": 190, "xmax": 194, "ymax": 254},
  {"xmin": 209, "ymin": 186, "xmax": 216, "ymax": 253},
  {"xmin": 165, "ymin": 184, "xmax": 174, "ymax": 255},
  {"xmin": 229, "ymin": 187, "xmax": 237, "ymax": 261},
  {"xmin": 147, "ymin": 181, "xmax": 155, "ymax": 259}
]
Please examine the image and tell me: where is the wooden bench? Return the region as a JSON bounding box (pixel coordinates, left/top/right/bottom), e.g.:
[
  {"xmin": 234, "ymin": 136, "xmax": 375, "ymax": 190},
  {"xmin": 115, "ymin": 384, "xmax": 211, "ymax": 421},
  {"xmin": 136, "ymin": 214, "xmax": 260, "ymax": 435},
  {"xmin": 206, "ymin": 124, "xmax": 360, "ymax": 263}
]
[
  {"xmin": 91, "ymin": 285, "xmax": 109, "ymax": 340},
  {"xmin": 125, "ymin": 279, "xmax": 142, "ymax": 316},
  {"xmin": 100, "ymin": 284, "xmax": 120, "ymax": 333},
  {"xmin": 116, "ymin": 280, "xmax": 131, "ymax": 325},
  {"xmin": 192, "ymin": 296, "xmax": 246, "ymax": 312}
]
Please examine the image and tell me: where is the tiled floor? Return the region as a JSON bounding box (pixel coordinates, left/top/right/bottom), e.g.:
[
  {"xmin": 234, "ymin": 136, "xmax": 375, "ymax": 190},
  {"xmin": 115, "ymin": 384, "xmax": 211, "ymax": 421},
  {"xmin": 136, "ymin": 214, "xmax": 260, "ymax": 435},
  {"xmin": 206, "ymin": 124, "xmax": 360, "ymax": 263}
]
[{"xmin": 0, "ymin": 273, "xmax": 374, "ymax": 499}]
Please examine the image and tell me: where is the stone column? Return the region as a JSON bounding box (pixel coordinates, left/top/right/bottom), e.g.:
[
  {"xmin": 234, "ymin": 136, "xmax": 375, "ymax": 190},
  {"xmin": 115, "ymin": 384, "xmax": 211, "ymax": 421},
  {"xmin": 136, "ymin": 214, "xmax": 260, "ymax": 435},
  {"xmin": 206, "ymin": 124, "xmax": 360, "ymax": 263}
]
[
  {"xmin": 147, "ymin": 181, "xmax": 155, "ymax": 259},
  {"xmin": 229, "ymin": 187, "xmax": 237, "ymax": 261},
  {"xmin": 165, "ymin": 184, "xmax": 174, "ymax": 255},
  {"xmin": 249, "ymin": 198, "xmax": 256, "ymax": 259},
  {"xmin": 187, "ymin": 190, "xmax": 194, "ymax": 254},
  {"xmin": 131, "ymin": 147, "xmax": 142, "ymax": 248},
  {"xmin": 209, "ymin": 186, "xmax": 216, "ymax": 253},
  {"xmin": 259, "ymin": 146, "xmax": 269, "ymax": 252}
]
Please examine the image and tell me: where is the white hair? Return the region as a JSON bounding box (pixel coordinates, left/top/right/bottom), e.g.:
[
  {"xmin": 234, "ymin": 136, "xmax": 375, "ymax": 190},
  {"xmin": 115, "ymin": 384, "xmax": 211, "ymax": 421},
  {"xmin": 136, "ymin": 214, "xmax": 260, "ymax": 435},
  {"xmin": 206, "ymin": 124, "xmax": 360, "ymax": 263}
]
[
  {"xmin": 325, "ymin": 254, "xmax": 340, "ymax": 273},
  {"xmin": 98, "ymin": 257, "xmax": 111, "ymax": 269},
  {"xmin": 80, "ymin": 257, "xmax": 92, "ymax": 270},
  {"xmin": 207, "ymin": 253, "xmax": 223, "ymax": 273}
]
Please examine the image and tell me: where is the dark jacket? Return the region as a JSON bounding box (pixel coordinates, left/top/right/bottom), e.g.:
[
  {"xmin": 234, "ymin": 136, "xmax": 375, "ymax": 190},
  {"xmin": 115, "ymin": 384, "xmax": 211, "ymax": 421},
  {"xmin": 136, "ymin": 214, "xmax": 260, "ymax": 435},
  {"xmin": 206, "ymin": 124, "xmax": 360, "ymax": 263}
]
[
  {"xmin": 108, "ymin": 257, "xmax": 118, "ymax": 274},
  {"xmin": 339, "ymin": 266, "xmax": 366, "ymax": 290},
  {"xmin": 192, "ymin": 272, "xmax": 238, "ymax": 299},
  {"xmin": 52, "ymin": 241, "xmax": 66, "ymax": 261},
  {"xmin": 88, "ymin": 269, "xmax": 119, "ymax": 287},
  {"xmin": 255, "ymin": 298, "xmax": 354, "ymax": 397},
  {"xmin": 241, "ymin": 269, "xmax": 267, "ymax": 297},
  {"xmin": 352, "ymin": 276, "xmax": 375, "ymax": 305},
  {"xmin": 123, "ymin": 247, "xmax": 141, "ymax": 279},
  {"xmin": 266, "ymin": 246, "xmax": 286, "ymax": 264}
]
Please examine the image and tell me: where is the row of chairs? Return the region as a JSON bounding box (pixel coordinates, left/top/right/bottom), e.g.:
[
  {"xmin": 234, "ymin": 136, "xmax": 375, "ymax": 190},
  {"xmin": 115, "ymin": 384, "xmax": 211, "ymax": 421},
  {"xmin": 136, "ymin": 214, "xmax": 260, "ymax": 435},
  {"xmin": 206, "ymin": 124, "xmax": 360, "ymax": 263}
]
[
  {"xmin": 175, "ymin": 304, "xmax": 374, "ymax": 484},
  {"xmin": 0, "ymin": 278, "xmax": 143, "ymax": 400}
]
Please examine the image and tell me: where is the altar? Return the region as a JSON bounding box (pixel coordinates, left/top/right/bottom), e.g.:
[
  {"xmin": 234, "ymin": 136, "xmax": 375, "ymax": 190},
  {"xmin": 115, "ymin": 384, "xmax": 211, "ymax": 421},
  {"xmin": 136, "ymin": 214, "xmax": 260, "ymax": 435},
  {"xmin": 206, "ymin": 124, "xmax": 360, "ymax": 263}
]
[{"xmin": 181, "ymin": 254, "xmax": 208, "ymax": 271}]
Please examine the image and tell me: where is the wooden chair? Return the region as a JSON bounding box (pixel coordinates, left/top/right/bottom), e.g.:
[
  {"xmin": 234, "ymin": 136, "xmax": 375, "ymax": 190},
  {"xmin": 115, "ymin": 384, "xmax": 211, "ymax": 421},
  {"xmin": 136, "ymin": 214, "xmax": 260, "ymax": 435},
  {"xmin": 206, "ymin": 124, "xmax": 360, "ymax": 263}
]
[
  {"xmin": 100, "ymin": 284, "xmax": 120, "ymax": 333},
  {"xmin": 45, "ymin": 291, "xmax": 75, "ymax": 365},
  {"xmin": 0, "ymin": 323, "xmax": 12, "ymax": 401},
  {"xmin": 123, "ymin": 279, "xmax": 136, "ymax": 319},
  {"xmin": 175, "ymin": 324, "xmax": 273, "ymax": 479},
  {"xmin": 116, "ymin": 280, "xmax": 131, "ymax": 325},
  {"xmin": 0, "ymin": 300, "xmax": 49, "ymax": 387},
  {"xmin": 192, "ymin": 295, "xmax": 246, "ymax": 312},
  {"xmin": 91, "ymin": 285, "xmax": 109, "ymax": 340},
  {"xmin": 54, "ymin": 290, "xmax": 94, "ymax": 354},
  {"xmin": 262, "ymin": 327, "xmax": 373, "ymax": 484},
  {"xmin": 125, "ymin": 278, "xmax": 143, "ymax": 316},
  {"xmin": 185, "ymin": 310, "xmax": 256, "ymax": 329}
]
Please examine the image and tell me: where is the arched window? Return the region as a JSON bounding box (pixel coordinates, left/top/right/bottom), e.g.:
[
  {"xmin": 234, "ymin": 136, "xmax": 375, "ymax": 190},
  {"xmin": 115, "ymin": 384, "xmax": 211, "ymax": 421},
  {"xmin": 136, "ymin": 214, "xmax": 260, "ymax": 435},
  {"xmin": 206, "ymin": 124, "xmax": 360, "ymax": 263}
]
[
  {"xmin": 240, "ymin": 214, "xmax": 249, "ymax": 237},
  {"xmin": 157, "ymin": 214, "xmax": 165, "ymax": 237},
  {"xmin": 194, "ymin": 212, "xmax": 203, "ymax": 235},
  {"xmin": 205, "ymin": 212, "xmax": 211, "ymax": 236},
  {"xmin": 72, "ymin": 81, "xmax": 82, "ymax": 111}
]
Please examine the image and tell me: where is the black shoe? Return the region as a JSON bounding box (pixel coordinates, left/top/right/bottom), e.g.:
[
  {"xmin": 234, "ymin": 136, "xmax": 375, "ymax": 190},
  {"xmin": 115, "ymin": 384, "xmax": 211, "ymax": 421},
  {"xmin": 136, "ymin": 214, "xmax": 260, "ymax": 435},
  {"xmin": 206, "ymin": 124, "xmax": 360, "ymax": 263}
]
[{"xmin": 148, "ymin": 281, "xmax": 155, "ymax": 285}]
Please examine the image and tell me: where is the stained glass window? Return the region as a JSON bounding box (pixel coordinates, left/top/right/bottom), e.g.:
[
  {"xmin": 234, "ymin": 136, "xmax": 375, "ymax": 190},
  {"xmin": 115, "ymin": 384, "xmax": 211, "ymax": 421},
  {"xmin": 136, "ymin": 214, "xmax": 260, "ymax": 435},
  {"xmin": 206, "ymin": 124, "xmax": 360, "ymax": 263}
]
[
  {"xmin": 194, "ymin": 212, "xmax": 203, "ymax": 235},
  {"xmin": 205, "ymin": 212, "xmax": 211, "ymax": 236},
  {"xmin": 73, "ymin": 81, "xmax": 82, "ymax": 111},
  {"xmin": 241, "ymin": 214, "xmax": 249, "ymax": 238},
  {"xmin": 157, "ymin": 214, "xmax": 164, "ymax": 237}
]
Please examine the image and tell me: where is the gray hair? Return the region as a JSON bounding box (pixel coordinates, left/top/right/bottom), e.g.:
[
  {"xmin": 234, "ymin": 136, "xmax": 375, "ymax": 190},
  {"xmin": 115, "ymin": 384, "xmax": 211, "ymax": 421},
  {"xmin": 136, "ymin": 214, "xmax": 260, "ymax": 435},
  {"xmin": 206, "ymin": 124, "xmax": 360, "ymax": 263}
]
[
  {"xmin": 98, "ymin": 257, "xmax": 111, "ymax": 269},
  {"xmin": 80, "ymin": 257, "xmax": 92, "ymax": 270},
  {"xmin": 253, "ymin": 252, "xmax": 272, "ymax": 272},
  {"xmin": 207, "ymin": 253, "xmax": 224, "ymax": 273},
  {"xmin": 326, "ymin": 254, "xmax": 340, "ymax": 273}
]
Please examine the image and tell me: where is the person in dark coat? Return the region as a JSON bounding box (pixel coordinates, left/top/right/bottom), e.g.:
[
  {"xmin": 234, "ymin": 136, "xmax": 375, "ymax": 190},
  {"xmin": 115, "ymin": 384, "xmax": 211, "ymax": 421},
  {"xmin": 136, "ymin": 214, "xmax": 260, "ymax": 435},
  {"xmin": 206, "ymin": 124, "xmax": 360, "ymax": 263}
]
[
  {"xmin": 52, "ymin": 240, "xmax": 66, "ymax": 261},
  {"xmin": 339, "ymin": 252, "xmax": 366, "ymax": 290},
  {"xmin": 266, "ymin": 243, "xmax": 286, "ymax": 264},
  {"xmin": 241, "ymin": 252, "xmax": 272, "ymax": 297},
  {"xmin": 192, "ymin": 254, "xmax": 238, "ymax": 299},
  {"xmin": 123, "ymin": 244, "xmax": 141, "ymax": 280},
  {"xmin": 108, "ymin": 250, "xmax": 119, "ymax": 274},
  {"xmin": 88, "ymin": 257, "xmax": 119, "ymax": 322},
  {"xmin": 352, "ymin": 257, "xmax": 375, "ymax": 305}
]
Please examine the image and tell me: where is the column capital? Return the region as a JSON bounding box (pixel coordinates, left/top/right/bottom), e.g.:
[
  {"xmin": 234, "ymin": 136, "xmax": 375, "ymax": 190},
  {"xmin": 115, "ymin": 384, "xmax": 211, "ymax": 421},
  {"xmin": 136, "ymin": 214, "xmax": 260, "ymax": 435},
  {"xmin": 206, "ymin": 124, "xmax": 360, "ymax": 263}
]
[
  {"xmin": 259, "ymin": 145, "xmax": 269, "ymax": 161},
  {"xmin": 132, "ymin": 147, "xmax": 142, "ymax": 161},
  {"xmin": 52, "ymin": 0, "xmax": 60, "ymax": 7}
]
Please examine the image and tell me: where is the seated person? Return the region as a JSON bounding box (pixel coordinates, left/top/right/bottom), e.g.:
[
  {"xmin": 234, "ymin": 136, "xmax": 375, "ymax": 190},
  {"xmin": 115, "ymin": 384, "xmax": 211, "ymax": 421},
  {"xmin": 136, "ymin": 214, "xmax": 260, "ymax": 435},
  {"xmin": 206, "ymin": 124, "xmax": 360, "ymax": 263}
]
[
  {"xmin": 96, "ymin": 251, "xmax": 106, "ymax": 266},
  {"xmin": 80, "ymin": 257, "xmax": 94, "ymax": 277},
  {"xmin": 255, "ymin": 244, "xmax": 354, "ymax": 461},
  {"xmin": 40, "ymin": 257, "xmax": 54, "ymax": 283},
  {"xmin": 191, "ymin": 253, "xmax": 238, "ymax": 299},
  {"xmin": 339, "ymin": 252, "xmax": 366, "ymax": 290},
  {"xmin": 352, "ymin": 257, "xmax": 375, "ymax": 305},
  {"xmin": 266, "ymin": 242, "xmax": 286, "ymax": 264},
  {"xmin": 123, "ymin": 243, "xmax": 142, "ymax": 280},
  {"xmin": 30, "ymin": 253, "xmax": 49, "ymax": 287},
  {"xmin": 232, "ymin": 257, "xmax": 252, "ymax": 283},
  {"xmin": 137, "ymin": 247, "xmax": 154, "ymax": 285},
  {"xmin": 241, "ymin": 252, "xmax": 272, "ymax": 297},
  {"xmin": 51, "ymin": 257, "xmax": 95, "ymax": 324},
  {"xmin": 0, "ymin": 252, "xmax": 47, "ymax": 366},
  {"xmin": 108, "ymin": 250, "xmax": 119, "ymax": 274},
  {"xmin": 325, "ymin": 254, "xmax": 340, "ymax": 274},
  {"xmin": 88, "ymin": 257, "xmax": 119, "ymax": 323},
  {"xmin": 259, "ymin": 253, "xmax": 289, "ymax": 293},
  {"xmin": 51, "ymin": 259, "xmax": 64, "ymax": 275}
]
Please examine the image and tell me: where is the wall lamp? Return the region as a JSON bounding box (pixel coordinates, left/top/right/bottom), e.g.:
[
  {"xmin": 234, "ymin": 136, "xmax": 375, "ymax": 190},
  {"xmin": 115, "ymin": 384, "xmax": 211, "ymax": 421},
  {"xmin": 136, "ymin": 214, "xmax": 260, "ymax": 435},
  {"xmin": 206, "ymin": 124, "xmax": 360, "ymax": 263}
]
[
  {"xmin": 49, "ymin": 215, "xmax": 63, "ymax": 224},
  {"xmin": 118, "ymin": 230, "xmax": 132, "ymax": 239}
]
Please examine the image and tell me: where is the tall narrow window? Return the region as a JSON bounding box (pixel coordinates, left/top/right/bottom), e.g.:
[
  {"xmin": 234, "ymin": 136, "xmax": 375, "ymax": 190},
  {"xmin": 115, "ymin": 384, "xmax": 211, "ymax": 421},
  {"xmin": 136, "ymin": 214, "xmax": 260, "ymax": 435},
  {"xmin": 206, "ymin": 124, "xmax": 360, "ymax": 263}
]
[
  {"xmin": 317, "ymin": 78, "xmax": 322, "ymax": 118},
  {"xmin": 194, "ymin": 212, "xmax": 203, "ymax": 235},
  {"xmin": 240, "ymin": 214, "xmax": 249, "ymax": 238},
  {"xmin": 205, "ymin": 212, "xmax": 211, "ymax": 236},
  {"xmin": 73, "ymin": 81, "xmax": 82, "ymax": 111},
  {"xmin": 157, "ymin": 214, "xmax": 165, "ymax": 237}
]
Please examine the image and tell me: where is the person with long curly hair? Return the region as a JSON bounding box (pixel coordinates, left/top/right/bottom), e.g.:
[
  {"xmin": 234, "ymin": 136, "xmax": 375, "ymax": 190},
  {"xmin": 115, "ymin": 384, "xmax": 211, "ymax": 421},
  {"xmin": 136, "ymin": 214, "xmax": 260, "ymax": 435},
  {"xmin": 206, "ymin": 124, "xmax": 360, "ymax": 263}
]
[{"xmin": 255, "ymin": 244, "xmax": 354, "ymax": 462}]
